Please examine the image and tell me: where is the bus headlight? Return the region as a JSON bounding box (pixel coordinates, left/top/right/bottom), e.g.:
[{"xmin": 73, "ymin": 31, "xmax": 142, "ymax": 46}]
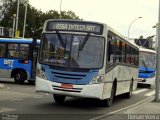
[
  {"xmin": 90, "ymin": 75, "xmax": 104, "ymax": 84},
  {"xmin": 36, "ymin": 68, "xmax": 48, "ymax": 80}
]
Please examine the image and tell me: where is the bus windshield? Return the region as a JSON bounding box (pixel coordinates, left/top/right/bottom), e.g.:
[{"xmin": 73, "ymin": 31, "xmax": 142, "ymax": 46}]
[
  {"xmin": 39, "ymin": 33, "xmax": 105, "ymax": 69},
  {"xmin": 139, "ymin": 51, "xmax": 156, "ymax": 70}
]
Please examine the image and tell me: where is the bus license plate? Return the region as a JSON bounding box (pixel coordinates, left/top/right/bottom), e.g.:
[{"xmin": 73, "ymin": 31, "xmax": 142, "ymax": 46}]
[{"xmin": 61, "ymin": 84, "xmax": 73, "ymax": 89}]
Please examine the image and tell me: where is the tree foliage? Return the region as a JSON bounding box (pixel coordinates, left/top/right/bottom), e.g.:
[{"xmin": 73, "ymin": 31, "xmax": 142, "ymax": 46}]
[{"xmin": 0, "ymin": 0, "xmax": 81, "ymax": 38}]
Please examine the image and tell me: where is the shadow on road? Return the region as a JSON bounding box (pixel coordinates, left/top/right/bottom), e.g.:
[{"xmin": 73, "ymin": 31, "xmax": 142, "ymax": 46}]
[
  {"xmin": 0, "ymin": 79, "xmax": 35, "ymax": 86},
  {"xmin": 34, "ymin": 95, "xmax": 128, "ymax": 111}
]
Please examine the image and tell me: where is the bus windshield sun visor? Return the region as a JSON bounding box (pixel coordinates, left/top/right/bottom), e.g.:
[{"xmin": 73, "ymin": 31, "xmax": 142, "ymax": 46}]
[
  {"xmin": 79, "ymin": 33, "xmax": 90, "ymax": 51},
  {"xmin": 56, "ymin": 31, "xmax": 65, "ymax": 48}
]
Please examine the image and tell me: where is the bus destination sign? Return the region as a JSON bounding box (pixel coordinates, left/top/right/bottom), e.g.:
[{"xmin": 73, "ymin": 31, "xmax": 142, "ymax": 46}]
[{"xmin": 46, "ymin": 21, "xmax": 103, "ymax": 34}]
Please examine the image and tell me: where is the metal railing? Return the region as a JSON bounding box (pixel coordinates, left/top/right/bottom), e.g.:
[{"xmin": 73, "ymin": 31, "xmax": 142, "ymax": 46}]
[{"xmin": 0, "ymin": 26, "xmax": 12, "ymax": 37}]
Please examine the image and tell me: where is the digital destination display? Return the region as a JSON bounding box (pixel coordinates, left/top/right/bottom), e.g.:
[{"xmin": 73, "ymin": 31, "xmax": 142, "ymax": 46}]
[{"xmin": 46, "ymin": 21, "xmax": 103, "ymax": 34}]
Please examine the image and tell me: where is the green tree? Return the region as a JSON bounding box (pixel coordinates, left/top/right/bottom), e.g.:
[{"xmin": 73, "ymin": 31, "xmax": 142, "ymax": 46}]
[{"xmin": 0, "ymin": 0, "xmax": 81, "ymax": 38}]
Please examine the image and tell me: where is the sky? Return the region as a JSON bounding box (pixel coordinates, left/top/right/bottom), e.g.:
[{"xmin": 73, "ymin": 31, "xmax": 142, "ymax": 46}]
[{"xmin": 29, "ymin": 0, "xmax": 158, "ymax": 39}]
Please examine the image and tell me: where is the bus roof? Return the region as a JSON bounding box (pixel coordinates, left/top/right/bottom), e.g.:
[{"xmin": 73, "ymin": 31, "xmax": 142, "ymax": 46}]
[
  {"xmin": 139, "ymin": 47, "xmax": 156, "ymax": 54},
  {"xmin": 0, "ymin": 38, "xmax": 40, "ymax": 44}
]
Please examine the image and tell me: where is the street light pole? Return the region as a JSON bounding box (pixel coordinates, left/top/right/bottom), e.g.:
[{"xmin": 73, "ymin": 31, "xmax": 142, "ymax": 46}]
[
  {"xmin": 22, "ymin": 0, "xmax": 28, "ymax": 38},
  {"xmin": 155, "ymin": 0, "xmax": 160, "ymax": 102},
  {"xmin": 128, "ymin": 17, "xmax": 142, "ymax": 39},
  {"xmin": 12, "ymin": 14, "xmax": 16, "ymax": 38},
  {"xmin": 60, "ymin": 0, "xmax": 62, "ymax": 19},
  {"xmin": 15, "ymin": 0, "xmax": 19, "ymax": 36},
  {"xmin": 153, "ymin": 24, "xmax": 158, "ymax": 50}
]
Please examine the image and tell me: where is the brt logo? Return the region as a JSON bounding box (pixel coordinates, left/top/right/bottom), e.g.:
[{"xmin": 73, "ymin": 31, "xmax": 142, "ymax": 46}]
[{"xmin": 4, "ymin": 59, "xmax": 14, "ymax": 67}]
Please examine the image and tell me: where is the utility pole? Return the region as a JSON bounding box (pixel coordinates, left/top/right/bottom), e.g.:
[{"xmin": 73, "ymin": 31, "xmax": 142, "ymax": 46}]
[
  {"xmin": 60, "ymin": 0, "xmax": 62, "ymax": 19},
  {"xmin": 12, "ymin": 14, "xmax": 16, "ymax": 38},
  {"xmin": 15, "ymin": 0, "xmax": 19, "ymax": 37},
  {"xmin": 155, "ymin": 0, "xmax": 160, "ymax": 102},
  {"xmin": 22, "ymin": 0, "xmax": 28, "ymax": 38}
]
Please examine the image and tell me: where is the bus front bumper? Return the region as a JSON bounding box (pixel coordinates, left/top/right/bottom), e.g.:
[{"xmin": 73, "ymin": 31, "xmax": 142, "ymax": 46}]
[
  {"xmin": 138, "ymin": 77, "xmax": 155, "ymax": 85},
  {"xmin": 36, "ymin": 77, "xmax": 104, "ymax": 99}
]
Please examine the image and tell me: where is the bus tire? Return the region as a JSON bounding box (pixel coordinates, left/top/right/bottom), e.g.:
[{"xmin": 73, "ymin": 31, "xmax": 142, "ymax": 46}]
[
  {"xmin": 102, "ymin": 83, "xmax": 116, "ymax": 107},
  {"xmin": 147, "ymin": 84, "xmax": 151, "ymax": 88},
  {"xmin": 14, "ymin": 71, "xmax": 25, "ymax": 84},
  {"xmin": 53, "ymin": 94, "xmax": 66, "ymax": 104},
  {"xmin": 124, "ymin": 80, "xmax": 133, "ymax": 98}
]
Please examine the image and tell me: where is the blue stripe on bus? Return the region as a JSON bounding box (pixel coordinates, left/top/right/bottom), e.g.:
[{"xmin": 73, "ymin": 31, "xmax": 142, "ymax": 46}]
[
  {"xmin": 0, "ymin": 58, "xmax": 32, "ymax": 76},
  {"xmin": 139, "ymin": 66, "xmax": 155, "ymax": 79},
  {"xmin": 139, "ymin": 66, "xmax": 155, "ymax": 72},
  {"xmin": 139, "ymin": 72, "xmax": 155, "ymax": 78},
  {"xmin": 41, "ymin": 65, "xmax": 99, "ymax": 85}
]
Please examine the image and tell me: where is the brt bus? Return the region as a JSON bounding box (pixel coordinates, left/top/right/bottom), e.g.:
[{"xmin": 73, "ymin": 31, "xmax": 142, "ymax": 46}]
[
  {"xmin": 0, "ymin": 38, "xmax": 40, "ymax": 84},
  {"xmin": 138, "ymin": 47, "xmax": 156, "ymax": 87},
  {"xmin": 36, "ymin": 19, "xmax": 139, "ymax": 106}
]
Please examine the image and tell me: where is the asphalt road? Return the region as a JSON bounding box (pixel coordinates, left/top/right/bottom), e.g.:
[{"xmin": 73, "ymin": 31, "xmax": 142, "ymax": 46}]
[{"xmin": 0, "ymin": 78, "xmax": 156, "ymax": 120}]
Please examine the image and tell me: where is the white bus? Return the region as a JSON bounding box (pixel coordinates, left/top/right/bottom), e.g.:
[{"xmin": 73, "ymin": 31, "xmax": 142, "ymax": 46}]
[
  {"xmin": 138, "ymin": 47, "xmax": 156, "ymax": 87},
  {"xmin": 36, "ymin": 19, "xmax": 139, "ymax": 106}
]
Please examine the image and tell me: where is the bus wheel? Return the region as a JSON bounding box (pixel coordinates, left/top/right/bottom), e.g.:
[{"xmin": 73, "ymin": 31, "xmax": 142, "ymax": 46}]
[
  {"xmin": 53, "ymin": 94, "xmax": 66, "ymax": 104},
  {"xmin": 124, "ymin": 81, "xmax": 133, "ymax": 98},
  {"xmin": 102, "ymin": 84, "xmax": 116, "ymax": 107},
  {"xmin": 14, "ymin": 71, "xmax": 25, "ymax": 84},
  {"xmin": 147, "ymin": 84, "xmax": 151, "ymax": 88}
]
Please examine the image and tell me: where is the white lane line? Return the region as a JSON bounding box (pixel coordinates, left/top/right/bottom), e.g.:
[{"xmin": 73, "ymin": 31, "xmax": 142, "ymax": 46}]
[
  {"xmin": 145, "ymin": 91, "xmax": 155, "ymax": 96},
  {"xmin": 44, "ymin": 93, "xmax": 50, "ymax": 95},
  {"xmin": 10, "ymin": 98, "xmax": 23, "ymax": 101},
  {"xmin": 90, "ymin": 96, "xmax": 154, "ymax": 120},
  {"xmin": 33, "ymin": 95, "xmax": 43, "ymax": 98},
  {"xmin": 133, "ymin": 89, "xmax": 148, "ymax": 94}
]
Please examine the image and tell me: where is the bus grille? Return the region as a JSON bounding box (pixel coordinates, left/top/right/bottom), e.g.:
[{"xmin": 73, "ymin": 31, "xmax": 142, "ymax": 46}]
[{"xmin": 52, "ymin": 71, "xmax": 86, "ymax": 80}]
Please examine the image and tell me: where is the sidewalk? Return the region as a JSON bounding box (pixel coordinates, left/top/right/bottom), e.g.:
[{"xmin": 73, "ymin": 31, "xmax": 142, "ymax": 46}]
[
  {"xmin": 121, "ymin": 98, "xmax": 160, "ymax": 114},
  {"xmin": 93, "ymin": 97, "xmax": 160, "ymax": 120}
]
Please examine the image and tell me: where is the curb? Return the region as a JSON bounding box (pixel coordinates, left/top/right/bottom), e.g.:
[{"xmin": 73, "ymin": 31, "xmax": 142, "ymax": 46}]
[{"xmin": 90, "ymin": 96, "xmax": 154, "ymax": 120}]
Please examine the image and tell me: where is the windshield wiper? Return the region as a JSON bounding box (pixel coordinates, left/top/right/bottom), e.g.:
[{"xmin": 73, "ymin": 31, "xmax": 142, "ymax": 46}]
[
  {"xmin": 79, "ymin": 33, "xmax": 90, "ymax": 51},
  {"xmin": 142, "ymin": 60, "xmax": 149, "ymax": 72},
  {"xmin": 56, "ymin": 31, "xmax": 65, "ymax": 48}
]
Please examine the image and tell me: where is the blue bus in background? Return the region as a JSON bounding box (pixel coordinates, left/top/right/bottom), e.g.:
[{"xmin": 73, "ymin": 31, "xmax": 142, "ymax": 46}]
[
  {"xmin": 138, "ymin": 47, "xmax": 156, "ymax": 87},
  {"xmin": 0, "ymin": 38, "xmax": 40, "ymax": 84}
]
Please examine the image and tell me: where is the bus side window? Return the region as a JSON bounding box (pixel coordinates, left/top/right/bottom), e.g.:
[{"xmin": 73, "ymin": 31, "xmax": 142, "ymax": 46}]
[
  {"xmin": 107, "ymin": 36, "xmax": 114, "ymax": 63},
  {"xmin": 8, "ymin": 44, "xmax": 19, "ymax": 58},
  {"xmin": 0, "ymin": 43, "xmax": 5, "ymax": 57},
  {"xmin": 126, "ymin": 45, "xmax": 131, "ymax": 64},
  {"xmin": 135, "ymin": 50, "xmax": 139, "ymax": 66},
  {"xmin": 19, "ymin": 44, "xmax": 29, "ymax": 59},
  {"xmin": 119, "ymin": 40, "xmax": 122, "ymax": 62},
  {"xmin": 121, "ymin": 42, "xmax": 126, "ymax": 63},
  {"xmin": 114, "ymin": 37, "xmax": 120, "ymax": 62},
  {"xmin": 130, "ymin": 47, "xmax": 134, "ymax": 64}
]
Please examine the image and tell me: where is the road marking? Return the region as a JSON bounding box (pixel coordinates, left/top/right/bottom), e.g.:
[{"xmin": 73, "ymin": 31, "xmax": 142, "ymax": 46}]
[
  {"xmin": 90, "ymin": 96, "xmax": 154, "ymax": 120},
  {"xmin": 10, "ymin": 98, "xmax": 23, "ymax": 101},
  {"xmin": 33, "ymin": 95, "xmax": 43, "ymax": 98},
  {"xmin": 133, "ymin": 89, "xmax": 148, "ymax": 94},
  {"xmin": 44, "ymin": 93, "xmax": 50, "ymax": 96},
  {"xmin": 0, "ymin": 107, "xmax": 15, "ymax": 113},
  {"xmin": 145, "ymin": 91, "xmax": 155, "ymax": 96}
]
